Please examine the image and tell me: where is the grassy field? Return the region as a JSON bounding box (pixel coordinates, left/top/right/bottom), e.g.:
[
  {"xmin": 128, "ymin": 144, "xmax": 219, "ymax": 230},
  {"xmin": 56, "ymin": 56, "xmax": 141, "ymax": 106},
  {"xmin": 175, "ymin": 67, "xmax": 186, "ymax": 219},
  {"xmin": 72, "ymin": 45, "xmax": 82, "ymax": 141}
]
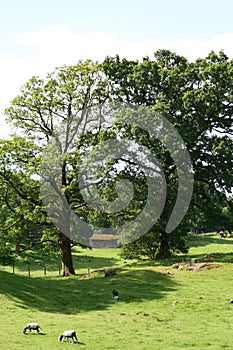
[{"xmin": 1, "ymin": 233, "xmax": 233, "ymax": 349}]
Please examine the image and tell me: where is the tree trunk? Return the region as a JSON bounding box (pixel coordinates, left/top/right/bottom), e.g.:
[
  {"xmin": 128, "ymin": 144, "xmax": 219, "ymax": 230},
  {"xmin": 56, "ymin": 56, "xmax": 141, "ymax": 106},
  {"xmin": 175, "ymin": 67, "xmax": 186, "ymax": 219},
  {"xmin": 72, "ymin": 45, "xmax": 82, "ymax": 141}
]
[
  {"xmin": 156, "ymin": 231, "xmax": 172, "ymax": 259},
  {"xmin": 15, "ymin": 242, "xmax": 21, "ymax": 254},
  {"xmin": 58, "ymin": 233, "xmax": 75, "ymax": 276}
]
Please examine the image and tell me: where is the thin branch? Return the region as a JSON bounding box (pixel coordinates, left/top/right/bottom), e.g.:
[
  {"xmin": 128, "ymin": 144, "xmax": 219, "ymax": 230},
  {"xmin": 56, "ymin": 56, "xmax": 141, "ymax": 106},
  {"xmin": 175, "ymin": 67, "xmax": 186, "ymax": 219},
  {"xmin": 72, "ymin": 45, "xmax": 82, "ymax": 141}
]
[{"xmin": 0, "ymin": 216, "xmax": 23, "ymax": 231}]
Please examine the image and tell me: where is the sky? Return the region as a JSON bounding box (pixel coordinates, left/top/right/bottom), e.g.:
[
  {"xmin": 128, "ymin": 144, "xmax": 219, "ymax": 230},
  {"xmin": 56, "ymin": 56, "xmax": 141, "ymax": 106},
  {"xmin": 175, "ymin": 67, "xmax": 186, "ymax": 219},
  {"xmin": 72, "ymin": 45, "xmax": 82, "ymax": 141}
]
[{"xmin": 1, "ymin": 0, "xmax": 233, "ymax": 137}]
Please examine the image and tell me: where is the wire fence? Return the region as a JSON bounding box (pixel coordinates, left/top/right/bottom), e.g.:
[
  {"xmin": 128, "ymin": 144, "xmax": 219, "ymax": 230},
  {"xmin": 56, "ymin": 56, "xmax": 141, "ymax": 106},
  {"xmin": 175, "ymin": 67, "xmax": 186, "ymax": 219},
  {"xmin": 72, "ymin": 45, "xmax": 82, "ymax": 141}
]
[{"xmin": 0, "ymin": 261, "xmax": 62, "ymax": 277}]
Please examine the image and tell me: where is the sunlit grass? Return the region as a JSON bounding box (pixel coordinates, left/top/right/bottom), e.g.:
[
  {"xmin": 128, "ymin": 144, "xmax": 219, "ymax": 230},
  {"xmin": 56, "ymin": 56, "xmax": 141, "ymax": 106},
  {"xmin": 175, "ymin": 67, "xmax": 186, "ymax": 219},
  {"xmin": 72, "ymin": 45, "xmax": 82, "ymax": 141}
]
[{"xmin": 1, "ymin": 233, "xmax": 233, "ymax": 349}]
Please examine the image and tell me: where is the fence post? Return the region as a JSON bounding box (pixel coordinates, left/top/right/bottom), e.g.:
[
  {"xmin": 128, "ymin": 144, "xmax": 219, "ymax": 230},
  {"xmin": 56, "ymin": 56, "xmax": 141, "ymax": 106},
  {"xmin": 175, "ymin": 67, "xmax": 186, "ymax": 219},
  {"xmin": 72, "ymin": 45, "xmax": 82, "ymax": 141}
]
[{"xmin": 27, "ymin": 262, "xmax": 31, "ymax": 277}]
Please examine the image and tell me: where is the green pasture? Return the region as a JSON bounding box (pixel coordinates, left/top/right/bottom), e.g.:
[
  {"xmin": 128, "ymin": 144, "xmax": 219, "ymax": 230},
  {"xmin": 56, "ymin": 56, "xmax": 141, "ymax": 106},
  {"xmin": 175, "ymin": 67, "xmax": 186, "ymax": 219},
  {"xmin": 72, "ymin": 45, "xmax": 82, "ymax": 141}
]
[{"xmin": 1, "ymin": 233, "xmax": 233, "ymax": 349}]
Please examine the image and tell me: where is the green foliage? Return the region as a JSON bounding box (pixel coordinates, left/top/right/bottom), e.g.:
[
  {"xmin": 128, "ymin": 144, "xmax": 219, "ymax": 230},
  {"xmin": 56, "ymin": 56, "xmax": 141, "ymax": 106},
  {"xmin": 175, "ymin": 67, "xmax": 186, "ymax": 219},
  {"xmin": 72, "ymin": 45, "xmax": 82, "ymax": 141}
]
[
  {"xmin": 121, "ymin": 231, "xmax": 160, "ymax": 260},
  {"xmin": 0, "ymin": 241, "xmax": 15, "ymax": 265},
  {"xmin": 1, "ymin": 50, "xmax": 232, "ymax": 269},
  {"xmin": 2, "ymin": 60, "xmax": 109, "ymax": 275},
  {"xmin": 102, "ymin": 49, "xmax": 233, "ymax": 258}
]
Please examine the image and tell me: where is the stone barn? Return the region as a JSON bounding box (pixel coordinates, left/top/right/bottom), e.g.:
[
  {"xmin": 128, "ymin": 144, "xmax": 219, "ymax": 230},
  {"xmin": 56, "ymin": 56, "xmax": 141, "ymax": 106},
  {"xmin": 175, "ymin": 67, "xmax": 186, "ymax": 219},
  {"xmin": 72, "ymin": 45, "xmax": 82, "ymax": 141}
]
[{"xmin": 90, "ymin": 231, "xmax": 122, "ymax": 248}]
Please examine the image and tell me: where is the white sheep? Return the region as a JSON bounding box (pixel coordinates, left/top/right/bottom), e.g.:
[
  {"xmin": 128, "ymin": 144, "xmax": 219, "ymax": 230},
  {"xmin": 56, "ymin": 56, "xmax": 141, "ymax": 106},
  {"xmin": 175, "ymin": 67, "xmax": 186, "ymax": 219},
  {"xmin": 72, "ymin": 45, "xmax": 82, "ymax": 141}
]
[
  {"xmin": 22, "ymin": 322, "xmax": 41, "ymax": 334},
  {"xmin": 58, "ymin": 330, "xmax": 78, "ymax": 343}
]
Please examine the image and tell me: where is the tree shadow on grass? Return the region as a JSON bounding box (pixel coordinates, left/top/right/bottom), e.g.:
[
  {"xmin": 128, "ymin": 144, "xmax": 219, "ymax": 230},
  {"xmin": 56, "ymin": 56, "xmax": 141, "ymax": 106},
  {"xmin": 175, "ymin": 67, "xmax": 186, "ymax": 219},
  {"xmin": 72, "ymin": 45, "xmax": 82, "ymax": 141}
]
[
  {"xmin": 129, "ymin": 233, "xmax": 233, "ymax": 268},
  {"xmin": 0, "ymin": 267, "xmax": 177, "ymax": 315},
  {"xmin": 74, "ymin": 254, "xmax": 119, "ymax": 270},
  {"xmin": 10, "ymin": 254, "xmax": 119, "ymax": 276},
  {"xmin": 179, "ymin": 252, "xmax": 233, "ymax": 264},
  {"xmin": 186, "ymin": 233, "xmax": 233, "ymax": 248}
]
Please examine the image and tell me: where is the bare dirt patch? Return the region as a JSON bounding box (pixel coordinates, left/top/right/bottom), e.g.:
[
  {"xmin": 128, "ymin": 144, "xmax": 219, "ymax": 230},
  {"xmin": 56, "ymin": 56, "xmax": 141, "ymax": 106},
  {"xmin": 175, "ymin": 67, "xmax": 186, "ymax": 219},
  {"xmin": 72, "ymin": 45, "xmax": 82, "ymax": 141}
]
[{"xmin": 171, "ymin": 255, "xmax": 221, "ymax": 272}]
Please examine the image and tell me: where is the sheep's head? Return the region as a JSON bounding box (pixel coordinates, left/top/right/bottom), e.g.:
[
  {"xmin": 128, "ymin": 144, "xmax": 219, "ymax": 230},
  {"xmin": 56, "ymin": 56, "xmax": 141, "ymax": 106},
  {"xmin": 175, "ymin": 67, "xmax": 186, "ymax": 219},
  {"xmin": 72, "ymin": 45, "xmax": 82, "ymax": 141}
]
[{"xmin": 58, "ymin": 335, "xmax": 63, "ymax": 342}]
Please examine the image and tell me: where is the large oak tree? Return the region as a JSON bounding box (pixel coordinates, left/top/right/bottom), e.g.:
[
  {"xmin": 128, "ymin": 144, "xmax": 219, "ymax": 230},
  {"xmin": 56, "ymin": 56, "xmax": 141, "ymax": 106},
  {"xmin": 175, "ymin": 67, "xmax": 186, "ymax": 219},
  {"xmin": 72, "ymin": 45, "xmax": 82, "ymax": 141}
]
[{"xmin": 102, "ymin": 50, "xmax": 233, "ymax": 258}]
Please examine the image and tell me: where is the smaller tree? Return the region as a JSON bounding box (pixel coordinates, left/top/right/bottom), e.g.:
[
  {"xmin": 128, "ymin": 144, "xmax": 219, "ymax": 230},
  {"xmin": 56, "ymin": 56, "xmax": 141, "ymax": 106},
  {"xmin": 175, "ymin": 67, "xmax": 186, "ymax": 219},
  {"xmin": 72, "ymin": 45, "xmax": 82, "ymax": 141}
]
[{"xmin": 4, "ymin": 60, "xmax": 109, "ymax": 275}]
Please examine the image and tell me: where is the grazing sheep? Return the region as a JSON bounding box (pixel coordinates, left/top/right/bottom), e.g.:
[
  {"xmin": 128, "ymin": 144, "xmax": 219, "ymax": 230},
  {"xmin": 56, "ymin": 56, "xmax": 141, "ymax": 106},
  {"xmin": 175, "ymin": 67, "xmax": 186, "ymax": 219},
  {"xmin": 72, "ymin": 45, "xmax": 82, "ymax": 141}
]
[
  {"xmin": 58, "ymin": 330, "xmax": 78, "ymax": 343},
  {"xmin": 112, "ymin": 289, "xmax": 119, "ymax": 300},
  {"xmin": 22, "ymin": 323, "xmax": 41, "ymax": 334},
  {"xmin": 105, "ymin": 268, "xmax": 116, "ymax": 277}
]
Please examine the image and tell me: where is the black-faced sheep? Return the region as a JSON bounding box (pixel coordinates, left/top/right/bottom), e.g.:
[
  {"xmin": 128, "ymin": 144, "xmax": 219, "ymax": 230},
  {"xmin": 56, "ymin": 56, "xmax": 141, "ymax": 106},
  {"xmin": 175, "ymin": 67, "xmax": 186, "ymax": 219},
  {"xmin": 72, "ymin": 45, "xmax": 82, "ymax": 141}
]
[
  {"xmin": 58, "ymin": 330, "xmax": 78, "ymax": 343},
  {"xmin": 112, "ymin": 289, "xmax": 119, "ymax": 300},
  {"xmin": 22, "ymin": 323, "xmax": 41, "ymax": 334}
]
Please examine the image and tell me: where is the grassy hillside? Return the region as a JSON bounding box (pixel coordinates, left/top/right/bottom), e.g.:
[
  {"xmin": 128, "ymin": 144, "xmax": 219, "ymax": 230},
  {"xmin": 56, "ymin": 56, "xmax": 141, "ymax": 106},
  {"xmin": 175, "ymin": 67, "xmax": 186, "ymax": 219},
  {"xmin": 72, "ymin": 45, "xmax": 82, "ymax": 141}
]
[{"xmin": 0, "ymin": 233, "xmax": 233, "ymax": 349}]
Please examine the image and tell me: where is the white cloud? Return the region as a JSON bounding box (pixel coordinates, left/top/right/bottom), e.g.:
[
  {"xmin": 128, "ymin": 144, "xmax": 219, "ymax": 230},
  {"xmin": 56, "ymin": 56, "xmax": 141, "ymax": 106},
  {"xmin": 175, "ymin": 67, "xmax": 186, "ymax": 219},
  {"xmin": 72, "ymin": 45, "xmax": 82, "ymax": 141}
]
[
  {"xmin": 17, "ymin": 26, "xmax": 233, "ymax": 62},
  {"xmin": 167, "ymin": 34, "xmax": 233, "ymax": 61},
  {"xmin": 1, "ymin": 26, "xmax": 233, "ymax": 138}
]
